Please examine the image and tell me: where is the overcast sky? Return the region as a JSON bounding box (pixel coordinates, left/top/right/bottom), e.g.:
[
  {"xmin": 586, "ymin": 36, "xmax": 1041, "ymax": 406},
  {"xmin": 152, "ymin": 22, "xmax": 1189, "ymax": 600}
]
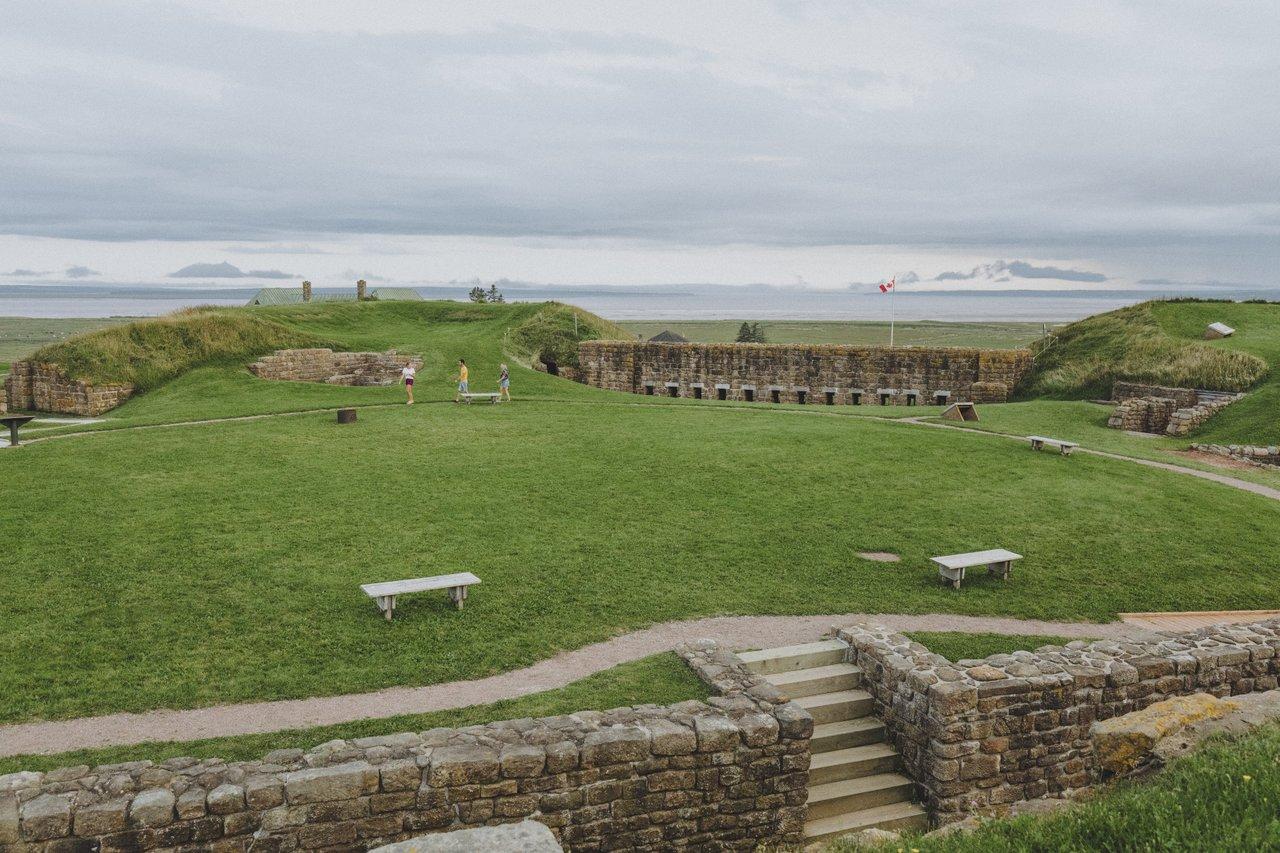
[{"xmin": 2, "ymin": 1, "xmax": 1277, "ymax": 287}]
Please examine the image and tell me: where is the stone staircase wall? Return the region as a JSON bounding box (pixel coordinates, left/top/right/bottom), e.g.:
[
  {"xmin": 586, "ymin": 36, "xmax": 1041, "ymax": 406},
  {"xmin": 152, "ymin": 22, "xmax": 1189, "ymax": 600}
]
[
  {"xmin": 835, "ymin": 619, "xmax": 1280, "ymax": 824},
  {"xmin": 248, "ymin": 350, "xmax": 424, "ymax": 387},
  {"xmin": 1192, "ymin": 443, "xmax": 1280, "ymax": 470},
  {"xmin": 0, "ymin": 643, "xmax": 812, "ymax": 852},
  {"xmin": 2, "ymin": 361, "xmax": 134, "ymax": 416},
  {"xmin": 1108, "ymin": 381, "xmax": 1245, "ymax": 436}
]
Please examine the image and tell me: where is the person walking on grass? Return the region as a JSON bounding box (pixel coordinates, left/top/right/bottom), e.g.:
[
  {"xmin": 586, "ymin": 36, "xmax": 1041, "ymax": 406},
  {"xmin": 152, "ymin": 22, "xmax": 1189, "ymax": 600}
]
[
  {"xmin": 454, "ymin": 358, "xmax": 469, "ymax": 402},
  {"xmin": 498, "ymin": 363, "xmax": 510, "ymax": 402},
  {"xmin": 401, "ymin": 362, "xmax": 416, "ymax": 405}
]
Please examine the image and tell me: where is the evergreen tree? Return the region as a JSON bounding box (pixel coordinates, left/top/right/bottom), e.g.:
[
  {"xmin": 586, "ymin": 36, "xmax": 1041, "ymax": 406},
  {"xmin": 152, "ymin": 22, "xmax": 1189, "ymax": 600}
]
[
  {"xmin": 487, "ymin": 284, "xmax": 505, "ymax": 303},
  {"xmin": 735, "ymin": 321, "xmax": 754, "ymax": 343},
  {"xmin": 468, "ymin": 286, "xmax": 487, "ymax": 303},
  {"xmin": 751, "ymin": 322, "xmax": 767, "ymax": 343}
]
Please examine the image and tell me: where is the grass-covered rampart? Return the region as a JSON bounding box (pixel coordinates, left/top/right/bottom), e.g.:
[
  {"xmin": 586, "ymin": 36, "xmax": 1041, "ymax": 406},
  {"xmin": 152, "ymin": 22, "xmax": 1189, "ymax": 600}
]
[
  {"xmin": 23, "ymin": 308, "xmax": 329, "ymax": 391},
  {"xmin": 1019, "ymin": 300, "xmax": 1269, "ymax": 399}
]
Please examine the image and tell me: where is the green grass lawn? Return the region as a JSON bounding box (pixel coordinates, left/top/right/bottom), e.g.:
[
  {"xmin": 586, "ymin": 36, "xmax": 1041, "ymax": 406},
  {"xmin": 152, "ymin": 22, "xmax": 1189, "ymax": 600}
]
[
  {"xmin": 0, "ymin": 653, "xmax": 705, "ymax": 774},
  {"xmin": 3, "ymin": 395, "xmax": 1278, "ymax": 725},
  {"xmin": 620, "ymin": 319, "xmax": 1055, "ymax": 349},
  {"xmin": 836, "ymin": 722, "xmax": 1280, "ymax": 852},
  {"xmin": 904, "ymin": 632, "xmax": 1079, "ymax": 662}
]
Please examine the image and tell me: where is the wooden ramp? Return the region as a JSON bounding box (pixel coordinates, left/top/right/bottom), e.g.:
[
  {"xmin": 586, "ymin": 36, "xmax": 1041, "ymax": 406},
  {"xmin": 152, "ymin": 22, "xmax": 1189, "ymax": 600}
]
[{"xmin": 1119, "ymin": 610, "xmax": 1280, "ymax": 632}]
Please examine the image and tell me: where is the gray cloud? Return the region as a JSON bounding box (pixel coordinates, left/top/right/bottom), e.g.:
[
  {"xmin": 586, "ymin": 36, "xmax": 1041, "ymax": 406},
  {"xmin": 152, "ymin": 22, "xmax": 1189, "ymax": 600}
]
[
  {"xmin": 0, "ymin": 1, "xmax": 1277, "ymax": 282},
  {"xmin": 935, "ymin": 260, "xmax": 1107, "ymax": 283},
  {"xmin": 64, "ymin": 265, "xmax": 100, "ymax": 278},
  {"xmin": 1, "ymin": 268, "xmax": 48, "ymax": 276}
]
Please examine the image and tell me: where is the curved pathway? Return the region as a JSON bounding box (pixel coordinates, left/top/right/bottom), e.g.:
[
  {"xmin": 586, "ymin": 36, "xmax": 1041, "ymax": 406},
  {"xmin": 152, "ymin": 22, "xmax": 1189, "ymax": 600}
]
[{"xmin": 0, "ymin": 612, "xmax": 1156, "ymax": 758}]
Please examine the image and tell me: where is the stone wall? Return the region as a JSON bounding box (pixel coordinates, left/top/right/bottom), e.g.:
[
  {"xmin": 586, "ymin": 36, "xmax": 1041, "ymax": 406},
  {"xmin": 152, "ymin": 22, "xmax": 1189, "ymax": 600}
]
[
  {"xmin": 248, "ymin": 350, "xmax": 424, "ymax": 387},
  {"xmin": 2, "ymin": 362, "xmax": 134, "ymax": 417},
  {"xmin": 1111, "ymin": 381, "xmax": 1199, "ymax": 408},
  {"xmin": 0, "ymin": 643, "xmax": 812, "ymax": 852},
  {"xmin": 836, "ymin": 619, "xmax": 1280, "ymax": 822},
  {"xmin": 1107, "ymin": 396, "xmax": 1178, "ymax": 433},
  {"xmin": 577, "ymin": 342, "xmax": 1032, "ymax": 405},
  {"xmin": 1107, "ymin": 390, "xmax": 1243, "ymax": 436},
  {"xmin": 1191, "ymin": 443, "xmax": 1280, "ymax": 470}
]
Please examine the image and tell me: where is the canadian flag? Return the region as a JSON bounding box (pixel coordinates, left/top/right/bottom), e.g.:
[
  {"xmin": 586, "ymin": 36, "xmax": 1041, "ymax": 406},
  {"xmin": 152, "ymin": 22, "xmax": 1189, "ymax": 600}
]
[{"xmin": 879, "ymin": 277, "xmax": 895, "ymax": 293}]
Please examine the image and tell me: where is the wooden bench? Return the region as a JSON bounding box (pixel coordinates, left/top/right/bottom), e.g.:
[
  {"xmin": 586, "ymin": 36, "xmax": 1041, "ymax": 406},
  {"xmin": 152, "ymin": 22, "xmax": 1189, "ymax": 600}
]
[
  {"xmin": 931, "ymin": 549, "xmax": 1022, "ymax": 589},
  {"xmin": 0, "ymin": 415, "xmax": 35, "ymax": 448},
  {"xmin": 459, "ymin": 392, "xmax": 500, "ymax": 404},
  {"xmin": 361, "ymin": 572, "xmax": 481, "ymax": 620},
  {"xmin": 1028, "ymin": 435, "xmax": 1078, "ymax": 455}
]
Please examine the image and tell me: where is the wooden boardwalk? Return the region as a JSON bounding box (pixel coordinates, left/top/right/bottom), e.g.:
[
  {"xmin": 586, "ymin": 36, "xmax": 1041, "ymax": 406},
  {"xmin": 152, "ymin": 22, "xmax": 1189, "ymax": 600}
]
[{"xmin": 1118, "ymin": 610, "xmax": 1280, "ymax": 632}]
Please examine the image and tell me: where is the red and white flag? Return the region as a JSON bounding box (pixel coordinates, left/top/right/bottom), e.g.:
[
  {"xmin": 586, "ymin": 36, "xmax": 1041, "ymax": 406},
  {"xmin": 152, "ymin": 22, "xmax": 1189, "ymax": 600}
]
[{"xmin": 879, "ymin": 277, "xmax": 895, "ymax": 293}]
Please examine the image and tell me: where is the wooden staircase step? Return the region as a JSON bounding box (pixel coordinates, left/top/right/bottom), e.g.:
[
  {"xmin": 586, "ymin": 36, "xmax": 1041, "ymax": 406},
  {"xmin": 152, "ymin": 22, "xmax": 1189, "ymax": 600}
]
[
  {"xmin": 806, "ymin": 772, "xmax": 916, "ymax": 821},
  {"xmin": 794, "ymin": 689, "xmax": 874, "ymax": 724},
  {"xmin": 767, "ymin": 662, "xmax": 862, "ymax": 698},
  {"xmin": 809, "ymin": 742, "xmax": 900, "ymax": 785},
  {"xmin": 736, "ymin": 639, "xmax": 847, "ymax": 675},
  {"xmin": 803, "ymin": 801, "xmax": 929, "ymax": 842},
  {"xmin": 811, "ymin": 717, "xmax": 887, "ymax": 753}
]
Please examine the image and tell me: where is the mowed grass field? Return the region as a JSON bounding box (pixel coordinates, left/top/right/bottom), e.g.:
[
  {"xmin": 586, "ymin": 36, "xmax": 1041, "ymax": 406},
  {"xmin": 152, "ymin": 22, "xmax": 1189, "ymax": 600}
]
[
  {"xmin": 4, "ymin": 387, "xmax": 1279, "ymax": 724},
  {"xmin": 620, "ymin": 319, "xmax": 1055, "ymax": 349},
  {"xmin": 3, "ymin": 299, "xmax": 1279, "ymax": 728}
]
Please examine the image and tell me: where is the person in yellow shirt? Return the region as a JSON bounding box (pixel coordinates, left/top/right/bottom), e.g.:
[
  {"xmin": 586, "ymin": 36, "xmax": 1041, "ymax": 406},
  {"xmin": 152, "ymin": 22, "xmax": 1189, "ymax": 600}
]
[{"xmin": 454, "ymin": 358, "xmax": 469, "ymax": 402}]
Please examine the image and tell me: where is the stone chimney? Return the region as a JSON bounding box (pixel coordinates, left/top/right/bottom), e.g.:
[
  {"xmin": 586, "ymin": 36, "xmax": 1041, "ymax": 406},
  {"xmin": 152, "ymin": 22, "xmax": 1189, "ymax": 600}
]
[
  {"xmin": 356, "ymin": 279, "xmax": 367, "ymax": 301},
  {"xmin": 302, "ymin": 280, "xmax": 312, "ymax": 302}
]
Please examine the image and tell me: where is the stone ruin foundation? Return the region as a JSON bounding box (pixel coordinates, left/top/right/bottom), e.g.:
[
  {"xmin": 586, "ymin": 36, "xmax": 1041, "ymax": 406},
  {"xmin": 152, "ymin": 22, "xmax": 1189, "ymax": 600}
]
[
  {"xmin": 3, "ymin": 362, "xmax": 134, "ymax": 417},
  {"xmin": 1107, "ymin": 381, "xmax": 1243, "ymax": 436},
  {"xmin": 248, "ymin": 350, "xmax": 423, "ymax": 387}
]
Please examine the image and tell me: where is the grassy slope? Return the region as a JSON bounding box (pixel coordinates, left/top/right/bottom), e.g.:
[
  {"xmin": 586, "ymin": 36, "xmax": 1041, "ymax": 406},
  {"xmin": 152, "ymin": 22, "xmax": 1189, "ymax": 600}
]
[
  {"xmin": 619, "ymin": 320, "xmax": 1054, "ymax": 349},
  {"xmin": 904, "ymin": 632, "xmax": 1078, "ymax": 662},
  {"xmin": 1019, "ymin": 300, "xmax": 1270, "ymax": 399},
  {"xmin": 3, "ymin": 398, "xmax": 1278, "ymax": 723},
  {"xmin": 0, "ymin": 653, "xmax": 705, "ymax": 774},
  {"xmin": 838, "ymin": 723, "xmax": 1280, "ymax": 852}
]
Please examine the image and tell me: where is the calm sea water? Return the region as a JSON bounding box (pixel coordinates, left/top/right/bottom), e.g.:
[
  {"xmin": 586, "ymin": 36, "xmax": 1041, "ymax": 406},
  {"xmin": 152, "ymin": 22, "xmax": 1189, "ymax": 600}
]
[{"xmin": 1, "ymin": 283, "xmax": 1276, "ymax": 322}]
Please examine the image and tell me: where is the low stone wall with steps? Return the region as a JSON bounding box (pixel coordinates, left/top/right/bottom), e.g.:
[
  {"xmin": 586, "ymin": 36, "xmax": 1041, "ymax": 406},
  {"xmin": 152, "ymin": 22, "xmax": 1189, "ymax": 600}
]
[
  {"xmin": 835, "ymin": 619, "xmax": 1280, "ymax": 822},
  {"xmin": 1107, "ymin": 381, "xmax": 1244, "ymax": 436},
  {"xmin": 0, "ymin": 643, "xmax": 811, "ymax": 852},
  {"xmin": 248, "ymin": 350, "xmax": 423, "ymax": 387}
]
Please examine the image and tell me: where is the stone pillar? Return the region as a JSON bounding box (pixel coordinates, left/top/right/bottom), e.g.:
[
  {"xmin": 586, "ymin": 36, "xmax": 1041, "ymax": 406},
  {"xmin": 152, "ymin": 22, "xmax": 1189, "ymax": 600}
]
[
  {"xmin": 356, "ymin": 279, "xmax": 367, "ymax": 301},
  {"xmin": 301, "ymin": 280, "xmax": 312, "ymax": 302}
]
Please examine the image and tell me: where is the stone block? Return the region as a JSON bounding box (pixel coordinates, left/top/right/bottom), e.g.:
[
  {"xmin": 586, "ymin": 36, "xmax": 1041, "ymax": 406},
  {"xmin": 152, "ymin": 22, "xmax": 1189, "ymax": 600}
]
[
  {"xmin": 207, "ymin": 784, "xmax": 245, "ymax": 815},
  {"xmin": 582, "ymin": 727, "xmax": 650, "ymax": 766},
  {"xmin": 369, "ymin": 819, "xmax": 562, "ymax": 852},
  {"xmin": 73, "ymin": 797, "xmax": 130, "ymax": 836},
  {"xmin": 427, "ymin": 746, "xmax": 501, "ymax": 786},
  {"xmin": 282, "ymin": 761, "xmax": 379, "ymax": 803},
  {"xmin": 1091, "ymin": 693, "xmax": 1239, "ymax": 776},
  {"xmin": 128, "ymin": 788, "xmax": 176, "ymax": 828}
]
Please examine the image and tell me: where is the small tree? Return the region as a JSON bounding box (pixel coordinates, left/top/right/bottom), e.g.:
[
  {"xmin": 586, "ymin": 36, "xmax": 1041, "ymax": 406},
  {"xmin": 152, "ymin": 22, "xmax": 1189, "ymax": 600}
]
[
  {"xmin": 735, "ymin": 322, "xmax": 754, "ymax": 343},
  {"xmin": 468, "ymin": 286, "xmax": 487, "ymax": 303},
  {"xmin": 750, "ymin": 322, "xmax": 767, "ymax": 343},
  {"xmin": 487, "ymin": 284, "xmax": 504, "ymax": 303}
]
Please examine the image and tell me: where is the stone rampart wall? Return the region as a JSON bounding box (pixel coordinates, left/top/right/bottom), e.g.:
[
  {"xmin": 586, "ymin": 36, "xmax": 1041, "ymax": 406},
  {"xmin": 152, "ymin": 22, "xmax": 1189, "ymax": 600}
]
[
  {"xmin": 0, "ymin": 643, "xmax": 812, "ymax": 852},
  {"xmin": 577, "ymin": 342, "xmax": 1032, "ymax": 405},
  {"xmin": 1111, "ymin": 381, "xmax": 1199, "ymax": 408},
  {"xmin": 2, "ymin": 362, "xmax": 134, "ymax": 416},
  {"xmin": 1107, "ymin": 390, "xmax": 1243, "ymax": 436},
  {"xmin": 836, "ymin": 619, "xmax": 1280, "ymax": 822},
  {"xmin": 249, "ymin": 350, "xmax": 423, "ymax": 387}
]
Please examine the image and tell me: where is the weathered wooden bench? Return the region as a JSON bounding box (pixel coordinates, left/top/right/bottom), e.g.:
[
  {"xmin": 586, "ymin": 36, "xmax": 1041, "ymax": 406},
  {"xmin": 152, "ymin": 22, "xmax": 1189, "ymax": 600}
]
[
  {"xmin": 361, "ymin": 572, "xmax": 481, "ymax": 620},
  {"xmin": 0, "ymin": 415, "xmax": 35, "ymax": 448},
  {"xmin": 460, "ymin": 392, "xmax": 500, "ymax": 404},
  {"xmin": 1028, "ymin": 435, "xmax": 1078, "ymax": 455},
  {"xmin": 931, "ymin": 549, "xmax": 1022, "ymax": 589}
]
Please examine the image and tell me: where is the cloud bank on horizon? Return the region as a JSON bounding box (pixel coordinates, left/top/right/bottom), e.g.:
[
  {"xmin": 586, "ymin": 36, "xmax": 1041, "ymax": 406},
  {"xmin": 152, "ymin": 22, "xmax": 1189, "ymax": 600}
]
[{"xmin": 1, "ymin": 2, "xmax": 1278, "ymax": 286}]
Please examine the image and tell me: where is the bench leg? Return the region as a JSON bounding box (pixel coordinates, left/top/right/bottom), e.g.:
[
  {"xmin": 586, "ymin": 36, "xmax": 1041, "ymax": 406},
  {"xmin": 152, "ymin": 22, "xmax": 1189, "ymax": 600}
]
[
  {"xmin": 988, "ymin": 561, "xmax": 1011, "ymax": 581},
  {"xmin": 448, "ymin": 586, "xmax": 467, "ymax": 609},
  {"xmin": 378, "ymin": 595, "xmax": 396, "ymax": 621}
]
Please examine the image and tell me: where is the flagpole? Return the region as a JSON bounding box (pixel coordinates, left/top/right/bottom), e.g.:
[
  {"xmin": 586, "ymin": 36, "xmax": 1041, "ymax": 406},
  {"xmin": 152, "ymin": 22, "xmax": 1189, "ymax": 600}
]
[{"xmin": 889, "ymin": 274, "xmax": 897, "ymax": 349}]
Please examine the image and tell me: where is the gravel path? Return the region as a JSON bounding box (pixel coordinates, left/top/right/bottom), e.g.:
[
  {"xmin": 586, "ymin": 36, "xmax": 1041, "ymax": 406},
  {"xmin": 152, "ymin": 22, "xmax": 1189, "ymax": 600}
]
[{"xmin": 0, "ymin": 612, "xmax": 1156, "ymax": 758}]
